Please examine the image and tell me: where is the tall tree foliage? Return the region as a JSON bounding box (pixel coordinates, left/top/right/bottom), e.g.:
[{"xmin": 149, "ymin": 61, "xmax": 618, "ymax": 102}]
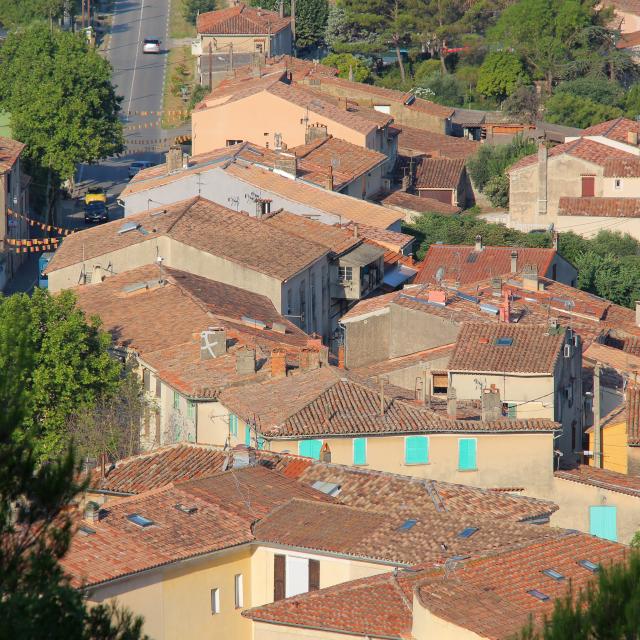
[
  {"xmin": 0, "ymin": 25, "xmax": 123, "ymax": 186},
  {"xmin": 0, "ymin": 298, "xmax": 148, "ymax": 640},
  {"xmin": 182, "ymin": 0, "xmax": 217, "ymax": 24},
  {"xmin": 0, "ymin": 289, "xmax": 122, "ymax": 458},
  {"xmin": 0, "ymin": 0, "xmax": 65, "ymax": 27}
]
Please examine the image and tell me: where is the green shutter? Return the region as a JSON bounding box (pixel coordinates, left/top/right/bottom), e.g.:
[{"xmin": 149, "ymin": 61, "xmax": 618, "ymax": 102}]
[
  {"xmin": 299, "ymin": 439, "xmax": 323, "ymax": 460},
  {"xmin": 245, "ymin": 425, "xmax": 251, "ymax": 446},
  {"xmin": 590, "ymin": 506, "xmax": 617, "ymax": 541},
  {"xmin": 187, "ymin": 401, "xmax": 195, "ymax": 419},
  {"xmin": 458, "ymin": 439, "xmax": 477, "ymax": 470},
  {"xmin": 507, "ymin": 403, "xmax": 517, "ymax": 419},
  {"xmin": 405, "ymin": 436, "xmax": 428, "ymax": 464},
  {"xmin": 173, "ymin": 391, "xmax": 180, "ymax": 410},
  {"xmin": 353, "ymin": 438, "xmax": 367, "ymax": 465},
  {"xmin": 257, "ymin": 437, "xmax": 265, "ymax": 450},
  {"xmin": 229, "ymin": 414, "xmax": 238, "ymax": 437}
]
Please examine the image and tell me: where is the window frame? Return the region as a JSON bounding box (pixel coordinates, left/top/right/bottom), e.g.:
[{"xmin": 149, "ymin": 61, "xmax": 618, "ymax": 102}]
[
  {"xmin": 210, "ymin": 588, "xmax": 220, "ymax": 615},
  {"xmin": 338, "ymin": 266, "xmax": 353, "ymax": 282},
  {"xmin": 458, "ymin": 437, "xmax": 478, "ymax": 471},
  {"xmin": 229, "ymin": 413, "xmax": 238, "ymax": 437},
  {"xmin": 404, "ymin": 435, "xmax": 429, "ymax": 465},
  {"xmin": 234, "ymin": 574, "xmax": 244, "ymax": 609}
]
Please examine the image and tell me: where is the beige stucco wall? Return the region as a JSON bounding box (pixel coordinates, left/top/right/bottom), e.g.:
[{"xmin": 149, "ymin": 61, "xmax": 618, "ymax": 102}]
[
  {"xmin": 199, "ymin": 27, "xmax": 292, "ymax": 57},
  {"xmin": 252, "ymin": 621, "xmax": 364, "ymax": 640},
  {"xmin": 411, "ymin": 594, "xmax": 484, "ymax": 640},
  {"xmin": 192, "ymin": 90, "xmax": 372, "ymax": 156},
  {"xmin": 602, "ymin": 175, "xmax": 640, "ymax": 197},
  {"xmin": 557, "ymin": 215, "xmax": 640, "ymax": 241},
  {"xmin": 266, "ymin": 431, "xmax": 555, "ymax": 492}
]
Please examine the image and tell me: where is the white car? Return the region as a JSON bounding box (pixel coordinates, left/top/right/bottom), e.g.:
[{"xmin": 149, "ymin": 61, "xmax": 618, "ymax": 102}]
[{"xmin": 143, "ymin": 38, "xmax": 161, "ymax": 54}]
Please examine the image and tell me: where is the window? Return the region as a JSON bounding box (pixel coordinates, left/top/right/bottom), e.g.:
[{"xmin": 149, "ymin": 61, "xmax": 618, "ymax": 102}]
[
  {"xmin": 299, "ymin": 439, "xmax": 323, "ymax": 459},
  {"xmin": 353, "ymin": 438, "xmax": 367, "ymax": 465},
  {"xmin": 507, "ymin": 403, "xmax": 517, "ymax": 419},
  {"xmin": 173, "ymin": 390, "xmax": 180, "ymax": 411},
  {"xmin": 127, "ymin": 513, "xmax": 153, "ymax": 527},
  {"xmin": 142, "ymin": 368, "xmax": 151, "ymax": 392},
  {"xmin": 210, "ymin": 588, "xmax": 220, "ymax": 614},
  {"xmin": 275, "ymin": 555, "xmax": 320, "ymax": 601},
  {"xmin": 458, "ymin": 527, "xmax": 478, "ymax": 538},
  {"xmin": 155, "ymin": 377, "xmax": 161, "ymax": 398},
  {"xmin": 552, "ymin": 263, "xmax": 557, "ymax": 280},
  {"xmin": 615, "ymin": 178, "xmax": 622, "ymax": 189},
  {"xmin": 398, "ymin": 519, "xmax": 417, "ymax": 531},
  {"xmin": 229, "ymin": 413, "xmax": 238, "ymax": 437},
  {"xmin": 287, "ymin": 288, "xmax": 293, "ymax": 315},
  {"xmin": 155, "ymin": 410, "xmax": 161, "ymax": 444},
  {"xmin": 245, "ymin": 425, "xmax": 251, "ymax": 446},
  {"xmin": 234, "ymin": 574, "xmax": 244, "ymax": 608},
  {"xmin": 321, "ymin": 266, "xmax": 328, "ymax": 314},
  {"xmin": 589, "ymin": 505, "xmax": 617, "ymax": 542},
  {"xmin": 144, "ymin": 407, "xmax": 150, "ymax": 438},
  {"xmin": 432, "ymin": 373, "xmax": 448, "ymax": 394},
  {"xmin": 310, "ymin": 282, "xmax": 317, "ymax": 334},
  {"xmin": 527, "ymin": 589, "xmax": 550, "ymax": 602},
  {"xmin": 542, "ymin": 569, "xmax": 565, "ymax": 581},
  {"xmin": 338, "ymin": 266, "xmax": 353, "ymax": 282},
  {"xmin": 257, "ymin": 436, "xmax": 265, "ymax": 450},
  {"xmin": 187, "ymin": 400, "xmax": 195, "ymax": 420},
  {"xmin": 458, "ymin": 438, "xmax": 477, "ymax": 471},
  {"xmin": 299, "ymin": 281, "xmax": 306, "ymax": 330},
  {"xmin": 226, "ymin": 139, "xmax": 243, "ymax": 146},
  {"xmin": 405, "ymin": 436, "xmax": 429, "ymax": 464}
]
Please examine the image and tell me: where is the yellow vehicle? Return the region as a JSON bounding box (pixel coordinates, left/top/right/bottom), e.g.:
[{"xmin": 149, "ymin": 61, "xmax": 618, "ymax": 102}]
[{"xmin": 84, "ymin": 187, "xmax": 107, "ymax": 206}]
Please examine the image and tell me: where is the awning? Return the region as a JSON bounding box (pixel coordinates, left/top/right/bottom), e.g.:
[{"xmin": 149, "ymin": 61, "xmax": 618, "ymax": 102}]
[
  {"xmin": 383, "ymin": 264, "xmax": 417, "ymax": 288},
  {"xmin": 340, "ymin": 242, "xmax": 386, "ymax": 267}
]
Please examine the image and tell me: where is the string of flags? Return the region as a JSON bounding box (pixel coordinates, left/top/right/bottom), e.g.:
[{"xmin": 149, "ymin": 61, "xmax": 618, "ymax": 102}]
[
  {"xmin": 122, "ymin": 109, "xmax": 190, "ymax": 117},
  {"xmin": 7, "ymin": 239, "xmax": 61, "ymax": 253},
  {"xmin": 8, "ymin": 209, "xmax": 76, "ymax": 236}
]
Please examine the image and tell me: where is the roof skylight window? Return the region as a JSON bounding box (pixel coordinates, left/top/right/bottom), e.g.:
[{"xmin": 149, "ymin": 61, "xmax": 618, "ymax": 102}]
[
  {"xmin": 542, "ymin": 569, "xmax": 565, "ymax": 581},
  {"xmin": 458, "ymin": 527, "xmax": 479, "ymax": 539},
  {"xmin": 310, "ymin": 481, "xmax": 341, "ymax": 497},
  {"xmin": 79, "ymin": 524, "xmax": 96, "ymax": 536},
  {"xmin": 578, "ymin": 560, "xmax": 600, "ymax": 573},
  {"xmin": 127, "ymin": 513, "xmax": 154, "ymax": 527},
  {"xmin": 495, "ymin": 337, "xmax": 514, "ymax": 346},
  {"xmin": 398, "ymin": 519, "xmax": 418, "ymax": 531},
  {"xmin": 527, "ymin": 589, "xmax": 550, "ymax": 602}
]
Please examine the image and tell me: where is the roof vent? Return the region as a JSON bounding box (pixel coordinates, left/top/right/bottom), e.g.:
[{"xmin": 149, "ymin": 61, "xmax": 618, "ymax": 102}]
[
  {"xmin": 310, "ymin": 480, "xmax": 341, "ymax": 496},
  {"xmin": 272, "ymin": 322, "xmax": 287, "ymax": 334},
  {"xmin": 542, "ymin": 569, "xmax": 565, "ymax": 581},
  {"xmin": 174, "ymin": 503, "xmax": 198, "ymax": 515},
  {"xmin": 241, "ymin": 316, "xmax": 267, "ymax": 330},
  {"xmin": 398, "ymin": 518, "xmax": 418, "ymax": 531},
  {"xmin": 122, "ymin": 281, "xmax": 148, "ymax": 294},
  {"xmin": 494, "ymin": 337, "xmax": 513, "ymax": 346}
]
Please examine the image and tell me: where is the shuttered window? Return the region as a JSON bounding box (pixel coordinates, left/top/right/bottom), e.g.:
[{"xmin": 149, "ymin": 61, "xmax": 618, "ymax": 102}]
[
  {"xmin": 590, "ymin": 506, "xmax": 617, "ymax": 541},
  {"xmin": 353, "ymin": 438, "xmax": 367, "ymax": 465},
  {"xmin": 229, "ymin": 414, "xmax": 238, "ymax": 437},
  {"xmin": 142, "ymin": 368, "xmax": 150, "ymax": 392},
  {"xmin": 155, "ymin": 377, "xmax": 161, "ymax": 398},
  {"xmin": 274, "ymin": 554, "xmax": 286, "ymax": 601},
  {"xmin": 507, "ymin": 403, "xmax": 517, "ymax": 419},
  {"xmin": 458, "ymin": 438, "xmax": 477, "ymax": 471},
  {"xmin": 405, "ymin": 436, "xmax": 429, "ymax": 464},
  {"xmin": 299, "ymin": 439, "xmax": 323, "ymax": 459},
  {"xmin": 155, "ymin": 411, "xmax": 161, "ymax": 444},
  {"xmin": 308, "ymin": 559, "xmax": 320, "ymax": 591},
  {"xmin": 245, "ymin": 425, "xmax": 251, "ymax": 447}
]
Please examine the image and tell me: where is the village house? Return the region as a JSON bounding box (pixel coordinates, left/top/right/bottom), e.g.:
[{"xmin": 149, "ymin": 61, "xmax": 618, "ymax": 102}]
[
  {"xmin": 397, "ymin": 124, "xmax": 480, "ymax": 160},
  {"xmin": 411, "ymin": 157, "xmax": 471, "ymax": 208},
  {"xmin": 377, "ymin": 189, "xmax": 462, "ymax": 220},
  {"xmin": 0, "ymin": 136, "xmax": 29, "ymax": 292}
]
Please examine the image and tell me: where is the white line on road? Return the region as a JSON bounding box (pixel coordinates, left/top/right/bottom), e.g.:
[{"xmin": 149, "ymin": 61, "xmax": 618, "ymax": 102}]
[{"xmin": 127, "ymin": 0, "xmax": 146, "ymax": 114}]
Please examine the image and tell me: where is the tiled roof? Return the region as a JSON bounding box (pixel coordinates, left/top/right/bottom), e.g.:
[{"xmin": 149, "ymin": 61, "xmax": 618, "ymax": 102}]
[
  {"xmin": 228, "ymin": 55, "xmax": 338, "ymax": 84},
  {"xmin": 253, "ymin": 497, "xmax": 563, "ymax": 565},
  {"xmin": 509, "ymin": 137, "xmax": 636, "ymax": 173},
  {"xmin": 416, "ymin": 533, "xmax": 627, "ymax": 640},
  {"xmin": 603, "ymin": 157, "xmax": 640, "ymax": 176},
  {"xmin": 47, "ymin": 197, "xmax": 328, "ymax": 280},
  {"xmin": 197, "ymin": 3, "xmax": 290, "ymax": 35},
  {"xmin": 397, "ymin": 125, "xmax": 480, "ymax": 159},
  {"xmin": 223, "ymin": 163, "xmax": 403, "ymax": 229},
  {"xmin": 351, "ymin": 344, "xmax": 456, "ymax": 379},
  {"xmin": 379, "ymin": 190, "xmax": 461, "ymax": 216},
  {"xmin": 581, "ymin": 117, "xmax": 640, "ymax": 143},
  {"xmin": 583, "ymin": 342, "xmax": 640, "ymax": 375},
  {"xmin": 298, "ymin": 462, "xmax": 559, "ymax": 523},
  {"xmin": 414, "ymin": 157, "xmax": 466, "ymax": 189},
  {"xmin": 448, "ymin": 323, "xmax": 564, "ymax": 375},
  {"xmin": 244, "ymin": 568, "xmax": 418, "ymax": 638},
  {"xmin": 556, "ymin": 465, "xmax": 640, "ymax": 497},
  {"xmin": 341, "ymin": 221, "xmax": 415, "ymax": 253},
  {"xmin": 414, "ymin": 244, "xmax": 558, "ymax": 286},
  {"xmin": 0, "ymin": 136, "xmax": 24, "ymax": 173},
  {"xmin": 221, "ymin": 366, "xmax": 559, "ymax": 439},
  {"xmin": 558, "ymin": 196, "xmax": 640, "ymax": 218}
]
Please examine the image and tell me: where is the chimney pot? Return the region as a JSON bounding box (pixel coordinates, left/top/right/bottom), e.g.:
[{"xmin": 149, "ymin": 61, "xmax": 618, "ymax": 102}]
[
  {"xmin": 270, "ymin": 348, "xmax": 287, "ymax": 378},
  {"xmin": 447, "ymin": 385, "xmax": 457, "ymax": 418},
  {"xmin": 166, "ymin": 145, "xmax": 183, "ymax": 174},
  {"xmin": 510, "ymin": 251, "xmax": 518, "ymax": 274},
  {"xmin": 474, "ymin": 235, "xmax": 483, "ymax": 252}
]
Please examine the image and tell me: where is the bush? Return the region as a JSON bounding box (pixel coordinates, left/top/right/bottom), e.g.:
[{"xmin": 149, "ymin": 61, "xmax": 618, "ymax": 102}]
[
  {"xmin": 413, "ymin": 59, "xmax": 441, "ymax": 85},
  {"xmin": 544, "ymin": 92, "xmax": 623, "ymax": 128},
  {"xmin": 555, "ymin": 77, "xmax": 624, "ymax": 108},
  {"xmin": 321, "ymin": 53, "xmax": 372, "ymax": 83},
  {"xmin": 483, "ymin": 174, "xmax": 510, "ymax": 207},
  {"xmin": 417, "ymin": 73, "xmax": 466, "ymax": 106}
]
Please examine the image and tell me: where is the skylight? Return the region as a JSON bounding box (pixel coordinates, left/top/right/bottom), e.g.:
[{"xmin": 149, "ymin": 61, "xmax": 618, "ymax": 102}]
[
  {"xmin": 310, "ymin": 481, "xmax": 341, "ymax": 497},
  {"xmin": 79, "ymin": 524, "xmax": 96, "ymax": 536},
  {"xmin": 398, "ymin": 519, "xmax": 418, "ymax": 531},
  {"xmin": 127, "ymin": 513, "xmax": 154, "ymax": 527},
  {"xmin": 495, "ymin": 337, "xmax": 514, "ymax": 346},
  {"xmin": 458, "ymin": 527, "xmax": 479, "ymax": 539},
  {"xmin": 527, "ymin": 589, "xmax": 550, "ymax": 602},
  {"xmin": 578, "ymin": 560, "xmax": 600, "ymax": 573},
  {"xmin": 117, "ymin": 221, "xmax": 139, "ymax": 235},
  {"xmin": 542, "ymin": 569, "xmax": 565, "ymax": 581}
]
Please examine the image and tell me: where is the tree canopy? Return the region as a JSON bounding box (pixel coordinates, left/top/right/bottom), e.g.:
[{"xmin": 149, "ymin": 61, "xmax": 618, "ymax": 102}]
[
  {"xmin": 321, "ymin": 53, "xmax": 372, "ymax": 82},
  {"xmin": 0, "ymin": 24, "xmax": 123, "ymax": 184},
  {"xmin": 476, "ymin": 51, "xmax": 530, "ymax": 100},
  {"xmin": 182, "ymin": 0, "xmax": 217, "ymax": 24},
  {"xmin": 0, "ymin": 0, "xmax": 65, "ymax": 27}
]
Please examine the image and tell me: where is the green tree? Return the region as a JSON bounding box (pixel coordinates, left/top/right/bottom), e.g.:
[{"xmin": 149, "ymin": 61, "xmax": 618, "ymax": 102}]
[
  {"xmin": 554, "ymin": 77, "xmax": 624, "ymax": 108},
  {"xmin": 0, "ymin": 289, "xmax": 122, "ymax": 458},
  {"xmin": 0, "ymin": 24, "xmax": 123, "ymax": 191},
  {"xmin": 321, "ymin": 53, "xmax": 372, "ymax": 82},
  {"xmin": 0, "ymin": 0, "xmax": 65, "ymax": 27},
  {"xmin": 503, "ymin": 85, "xmax": 540, "ymax": 119},
  {"xmin": 0, "ymin": 301, "xmax": 148, "ymax": 640},
  {"xmin": 544, "ymin": 92, "xmax": 623, "ymax": 128},
  {"xmin": 624, "ymin": 83, "xmax": 640, "ymax": 118},
  {"xmin": 417, "ymin": 72, "xmax": 466, "ymax": 106},
  {"xmin": 483, "ymin": 174, "xmax": 510, "ymax": 207},
  {"xmin": 476, "ymin": 51, "xmax": 530, "ymax": 100},
  {"xmin": 516, "ymin": 552, "xmax": 640, "ymax": 639},
  {"xmin": 182, "ymin": 0, "xmax": 217, "ymax": 24}
]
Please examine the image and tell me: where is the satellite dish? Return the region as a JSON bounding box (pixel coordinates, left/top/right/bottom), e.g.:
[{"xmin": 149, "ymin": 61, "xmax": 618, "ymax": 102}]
[{"xmin": 435, "ymin": 266, "xmax": 445, "ymax": 284}]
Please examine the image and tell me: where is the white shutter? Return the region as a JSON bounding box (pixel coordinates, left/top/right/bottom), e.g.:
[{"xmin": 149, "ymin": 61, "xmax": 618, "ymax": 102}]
[{"xmin": 285, "ymin": 556, "xmax": 309, "ymax": 598}]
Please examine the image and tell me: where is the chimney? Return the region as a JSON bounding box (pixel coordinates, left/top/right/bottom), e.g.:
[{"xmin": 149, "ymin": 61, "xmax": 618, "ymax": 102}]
[
  {"xmin": 236, "ymin": 346, "xmax": 256, "ymax": 375},
  {"xmin": 338, "ymin": 344, "xmax": 345, "ymax": 369},
  {"xmin": 320, "ymin": 442, "xmax": 331, "ymax": 463},
  {"xmin": 166, "ymin": 145, "xmax": 183, "ymax": 174},
  {"xmin": 552, "ymin": 230, "xmax": 559, "ymax": 251},
  {"xmin": 636, "ymin": 301, "xmax": 640, "ymax": 327},
  {"xmin": 481, "ymin": 386, "xmax": 502, "ymax": 421},
  {"xmin": 274, "ymin": 151, "xmax": 297, "ymax": 178},
  {"xmin": 300, "ymin": 347, "xmax": 320, "ymax": 371},
  {"xmin": 593, "ymin": 363, "xmax": 602, "ymax": 468},
  {"xmin": 538, "ymin": 144, "xmax": 548, "ymax": 215},
  {"xmin": 256, "ymin": 198, "xmax": 272, "ymax": 218},
  {"xmin": 232, "ymin": 444, "xmax": 256, "ymax": 468},
  {"xmin": 628, "ymin": 130, "xmax": 638, "ymax": 146},
  {"xmin": 490, "ymin": 277, "xmax": 502, "ymax": 297},
  {"xmin": 200, "ymin": 327, "xmax": 227, "ymax": 359},
  {"xmin": 522, "ymin": 264, "xmax": 539, "ymax": 292},
  {"xmin": 305, "ymin": 123, "xmax": 328, "ymax": 144},
  {"xmin": 84, "ymin": 500, "xmax": 100, "ymax": 523},
  {"xmin": 447, "ymin": 385, "xmax": 457, "ymax": 418},
  {"xmin": 270, "ymin": 348, "xmax": 286, "ymax": 378},
  {"xmin": 499, "ymin": 290, "xmax": 511, "ymax": 323},
  {"xmin": 401, "ymin": 174, "xmax": 410, "ymax": 192},
  {"xmin": 352, "ymin": 223, "xmax": 359, "ymax": 239},
  {"xmin": 326, "ymin": 164, "xmax": 334, "ymax": 191},
  {"xmin": 474, "ymin": 235, "xmax": 483, "ymax": 252},
  {"xmin": 510, "ymin": 251, "xmax": 518, "ymax": 274}
]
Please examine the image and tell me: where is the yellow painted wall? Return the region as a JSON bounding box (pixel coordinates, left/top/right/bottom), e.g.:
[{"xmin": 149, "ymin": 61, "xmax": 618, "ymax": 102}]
[
  {"xmin": 411, "ymin": 594, "xmax": 484, "ymax": 640},
  {"xmin": 588, "ymin": 421, "xmax": 628, "ymax": 475},
  {"xmin": 253, "ymin": 621, "xmax": 364, "ymax": 640},
  {"xmin": 557, "ymin": 215, "xmax": 640, "ymax": 242},
  {"xmin": 266, "ymin": 431, "xmax": 555, "ymax": 492}
]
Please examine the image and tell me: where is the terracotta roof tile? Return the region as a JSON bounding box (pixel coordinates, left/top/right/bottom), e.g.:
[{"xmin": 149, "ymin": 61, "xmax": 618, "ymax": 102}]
[
  {"xmin": 414, "ymin": 157, "xmax": 466, "ymax": 189},
  {"xmin": 414, "ymin": 244, "xmax": 558, "ymax": 286},
  {"xmin": 581, "ymin": 116, "xmax": 640, "ymax": 143},
  {"xmin": 398, "ymin": 125, "xmax": 480, "ymax": 159},
  {"xmin": 448, "ymin": 323, "xmax": 565, "ymax": 375},
  {"xmin": 0, "ymin": 136, "xmax": 24, "ymax": 173},
  {"xmin": 558, "ymin": 196, "xmax": 640, "ymax": 218},
  {"xmin": 583, "ymin": 342, "xmax": 640, "ymax": 375},
  {"xmin": 197, "ymin": 3, "xmax": 290, "ymax": 35},
  {"xmin": 603, "ymin": 156, "xmax": 640, "ymax": 176},
  {"xmin": 379, "ymin": 190, "xmax": 461, "ymax": 216},
  {"xmin": 342, "ymin": 221, "xmax": 415, "ymax": 253}
]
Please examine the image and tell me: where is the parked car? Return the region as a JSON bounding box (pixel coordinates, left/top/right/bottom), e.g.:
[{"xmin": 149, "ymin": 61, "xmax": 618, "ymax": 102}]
[
  {"xmin": 129, "ymin": 160, "xmax": 155, "ymax": 178},
  {"xmin": 38, "ymin": 252, "xmax": 54, "ymax": 289},
  {"xmin": 84, "ymin": 187, "xmax": 107, "ymax": 206},
  {"xmin": 143, "ymin": 38, "xmax": 161, "ymax": 54},
  {"xmin": 84, "ymin": 201, "xmax": 109, "ymax": 224}
]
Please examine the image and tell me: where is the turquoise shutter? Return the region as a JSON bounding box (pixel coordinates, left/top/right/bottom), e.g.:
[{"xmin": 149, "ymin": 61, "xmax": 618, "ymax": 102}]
[
  {"xmin": 458, "ymin": 439, "xmax": 477, "ymax": 470},
  {"xmin": 353, "ymin": 438, "xmax": 367, "ymax": 465},
  {"xmin": 299, "ymin": 439, "xmax": 323, "ymax": 459},
  {"xmin": 229, "ymin": 414, "xmax": 238, "ymax": 436},
  {"xmin": 590, "ymin": 506, "xmax": 617, "ymax": 541},
  {"xmin": 405, "ymin": 436, "xmax": 428, "ymax": 464},
  {"xmin": 245, "ymin": 425, "xmax": 251, "ymax": 446},
  {"xmin": 257, "ymin": 437, "xmax": 265, "ymax": 450}
]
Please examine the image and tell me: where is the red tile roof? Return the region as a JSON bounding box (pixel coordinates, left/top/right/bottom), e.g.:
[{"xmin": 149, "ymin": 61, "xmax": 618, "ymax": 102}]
[
  {"xmin": 448, "ymin": 323, "xmax": 565, "ymax": 375},
  {"xmin": 414, "ymin": 157, "xmax": 466, "ymax": 189},
  {"xmin": 603, "ymin": 157, "xmax": 640, "ymax": 176},
  {"xmin": 558, "ymin": 196, "xmax": 640, "ymax": 218},
  {"xmin": 197, "ymin": 3, "xmax": 291, "ymax": 35},
  {"xmin": 582, "ymin": 117, "xmax": 640, "ymax": 143},
  {"xmin": 379, "ymin": 190, "xmax": 461, "ymax": 216},
  {"xmin": 413, "ymin": 244, "xmax": 559, "ymax": 286},
  {"xmin": 398, "ymin": 125, "xmax": 480, "ymax": 160},
  {"xmin": 0, "ymin": 136, "xmax": 24, "ymax": 173},
  {"xmin": 555, "ymin": 465, "xmax": 640, "ymax": 497},
  {"xmin": 341, "ymin": 221, "xmax": 415, "ymax": 253}
]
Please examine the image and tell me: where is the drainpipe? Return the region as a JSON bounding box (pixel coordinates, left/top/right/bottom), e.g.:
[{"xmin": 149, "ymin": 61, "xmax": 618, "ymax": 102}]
[{"xmin": 593, "ymin": 363, "xmax": 602, "ymax": 468}]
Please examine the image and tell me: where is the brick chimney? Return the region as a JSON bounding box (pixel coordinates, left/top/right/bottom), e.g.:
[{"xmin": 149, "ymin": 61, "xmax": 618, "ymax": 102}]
[
  {"xmin": 522, "ymin": 264, "xmax": 539, "ymax": 292},
  {"xmin": 510, "ymin": 251, "xmax": 518, "ymax": 274},
  {"xmin": 481, "ymin": 386, "xmax": 502, "ymax": 421},
  {"xmin": 166, "ymin": 145, "xmax": 183, "ymax": 174},
  {"xmin": 300, "ymin": 347, "xmax": 320, "ymax": 371},
  {"xmin": 320, "ymin": 442, "xmax": 331, "ymax": 463},
  {"xmin": 200, "ymin": 327, "xmax": 227, "ymax": 359},
  {"xmin": 84, "ymin": 500, "xmax": 100, "ymax": 523},
  {"xmin": 338, "ymin": 344, "xmax": 345, "ymax": 369},
  {"xmin": 256, "ymin": 198, "xmax": 272, "ymax": 218},
  {"xmin": 271, "ymin": 348, "xmax": 286, "ymax": 378},
  {"xmin": 499, "ymin": 290, "xmax": 511, "ymax": 323},
  {"xmin": 628, "ymin": 130, "xmax": 638, "ymax": 146},
  {"xmin": 274, "ymin": 151, "xmax": 297, "ymax": 178},
  {"xmin": 325, "ymin": 164, "xmax": 334, "ymax": 191},
  {"xmin": 305, "ymin": 123, "xmax": 328, "ymax": 144},
  {"xmin": 236, "ymin": 346, "xmax": 256, "ymax": 375}
]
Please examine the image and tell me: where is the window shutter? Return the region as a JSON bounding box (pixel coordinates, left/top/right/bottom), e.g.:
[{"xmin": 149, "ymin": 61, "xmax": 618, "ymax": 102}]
[
  {"xmin": 155, "ymin": 411, "xmax": 161, "ymax": 444},
  {"xmin": 308, "ymin": 559, "xmax": 320, "ymax": 591},
  {"xmin": 405, "ymin": 436, "xmax": 428, "ymax": 464},
  {"xmin": 353, "ymin": 438, "xmax": 366, "ymax": 465},
  {"xmin": 458, "ymin": 439, "xmax": 477, "ymax": 470},
  {"xmin": 274, "ymin": 554, "xmax": 286, "ymax": 601},
  {"xmin": 245, "ymin": 425, "xmax": 251, "ymax": 447}
]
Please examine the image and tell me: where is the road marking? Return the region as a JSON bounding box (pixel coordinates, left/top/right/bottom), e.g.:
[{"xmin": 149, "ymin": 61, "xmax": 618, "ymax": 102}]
[{"xmin": 127, "ymin": 0, "xmax": 146, "ymax": 115}]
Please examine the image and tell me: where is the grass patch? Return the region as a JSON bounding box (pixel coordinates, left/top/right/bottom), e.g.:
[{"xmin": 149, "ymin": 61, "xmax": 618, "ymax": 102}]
[
  {"xmin": 169, "ymin": 0, "xmax": 196, "ymax": 39},
  {"xmin": 162, "ymin": 46, "xmax": 196, "ymax": 128}
]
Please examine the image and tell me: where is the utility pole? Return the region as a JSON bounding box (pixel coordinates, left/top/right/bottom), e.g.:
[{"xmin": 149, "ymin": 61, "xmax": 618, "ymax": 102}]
[
  {"xmin": 208, "ymin": 41, "xmax": 213, "ymax": 90},
  {"xmin": 291, "ymin": 0, "xmax": 296, "ymax": 42},
  {"xmin": 593, "ymin": 364, "xmax": 602, "ymax": 468},
  {"xmin": 81, "ymin": 0, "xmax": 85, "ymax": 29}
]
